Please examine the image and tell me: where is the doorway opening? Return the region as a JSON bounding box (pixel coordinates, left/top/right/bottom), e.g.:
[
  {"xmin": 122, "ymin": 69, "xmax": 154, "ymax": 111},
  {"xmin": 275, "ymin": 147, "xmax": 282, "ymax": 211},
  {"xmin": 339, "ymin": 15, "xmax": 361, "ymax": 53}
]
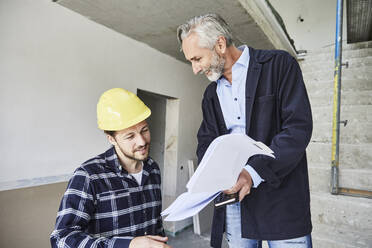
[{"xmin": 137, "ymin": 89, "xmax": 179, "ymax": 194}]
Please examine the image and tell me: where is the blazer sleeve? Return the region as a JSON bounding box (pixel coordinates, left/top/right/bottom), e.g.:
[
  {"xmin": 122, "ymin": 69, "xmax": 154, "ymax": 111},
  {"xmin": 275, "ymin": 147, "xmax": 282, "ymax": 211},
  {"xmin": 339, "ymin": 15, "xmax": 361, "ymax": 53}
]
[
  {"xmin": 196, "ymin": 94, "xmax": 219, "ymax": 164},
  {"xmin": 249, "ymin": 55, "xmax": 313, "ymax": 188}
]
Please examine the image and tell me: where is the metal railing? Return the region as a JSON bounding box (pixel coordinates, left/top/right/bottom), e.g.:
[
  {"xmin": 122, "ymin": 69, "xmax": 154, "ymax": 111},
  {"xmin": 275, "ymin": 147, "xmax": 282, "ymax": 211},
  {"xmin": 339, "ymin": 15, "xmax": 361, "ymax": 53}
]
[{"xmin": 330, "ymin": 0, "xmax": 372, "ymax": 199}]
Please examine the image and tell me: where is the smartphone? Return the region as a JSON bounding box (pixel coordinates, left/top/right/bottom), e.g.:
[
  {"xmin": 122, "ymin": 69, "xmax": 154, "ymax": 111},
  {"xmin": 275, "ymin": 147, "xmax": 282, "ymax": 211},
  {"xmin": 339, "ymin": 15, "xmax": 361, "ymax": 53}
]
[{"xmin": 214, "ymin": 193, "xmax": 239, "ymax": 208}]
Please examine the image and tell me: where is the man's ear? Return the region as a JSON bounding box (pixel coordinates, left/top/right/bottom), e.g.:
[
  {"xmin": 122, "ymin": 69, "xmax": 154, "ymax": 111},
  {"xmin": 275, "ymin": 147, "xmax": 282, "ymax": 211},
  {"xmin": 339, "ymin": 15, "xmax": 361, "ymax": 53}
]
[
  {"xmin": 215, "ymin": 36, "xmax": 227, "ymax": 54},
  {"xmin": 107, "ymin": 134, "xmax": 117, "ymax": 146}
]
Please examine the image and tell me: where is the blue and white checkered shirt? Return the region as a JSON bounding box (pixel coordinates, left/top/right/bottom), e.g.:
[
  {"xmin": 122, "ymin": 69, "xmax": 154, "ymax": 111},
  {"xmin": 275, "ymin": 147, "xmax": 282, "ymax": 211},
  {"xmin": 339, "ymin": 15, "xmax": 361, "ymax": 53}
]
[{"xmin": 50, "ymin": 146, "xmax": 164, "ymax": 248}]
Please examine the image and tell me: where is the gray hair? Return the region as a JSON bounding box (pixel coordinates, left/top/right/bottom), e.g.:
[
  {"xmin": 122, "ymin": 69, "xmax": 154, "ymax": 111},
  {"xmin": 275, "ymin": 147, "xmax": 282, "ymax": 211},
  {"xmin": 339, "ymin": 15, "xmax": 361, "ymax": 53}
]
[{"xmin": 177, "ymin": 13, "xmax": 234, "ymax": 51}]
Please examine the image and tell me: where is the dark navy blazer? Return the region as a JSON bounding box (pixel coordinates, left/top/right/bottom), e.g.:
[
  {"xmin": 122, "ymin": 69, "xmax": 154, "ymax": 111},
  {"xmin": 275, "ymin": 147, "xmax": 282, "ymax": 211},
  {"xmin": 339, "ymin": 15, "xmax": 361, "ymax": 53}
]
[{"xmin": 196, "ymin": 47, "xmax": 313, "ymax": 247}]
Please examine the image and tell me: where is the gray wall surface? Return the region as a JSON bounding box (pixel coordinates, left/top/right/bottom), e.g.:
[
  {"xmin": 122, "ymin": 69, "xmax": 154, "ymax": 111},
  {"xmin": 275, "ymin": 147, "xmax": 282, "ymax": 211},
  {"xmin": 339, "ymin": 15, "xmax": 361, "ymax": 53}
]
[
  {"xmin": 0, "ymin": 182, "xmax": 68, "ymax": 248},
  {"xmin": 0, "ymin": 0, "xmax": 206, "ymax": 186},
  {"xmin": 0, "ymin": 0, "xmax": 207, "ymax": 236},
  {"xmin": 270, "ymin": 0, "xmax": 347, "ymax": 51}
]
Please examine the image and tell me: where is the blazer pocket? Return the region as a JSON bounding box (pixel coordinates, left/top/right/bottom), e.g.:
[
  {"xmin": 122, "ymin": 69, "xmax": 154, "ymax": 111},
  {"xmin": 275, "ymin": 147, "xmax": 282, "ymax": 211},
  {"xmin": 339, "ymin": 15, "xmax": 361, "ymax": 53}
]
[{"xmin": 251, "ymin": 95, "xmax": 276, "ymax": 143}]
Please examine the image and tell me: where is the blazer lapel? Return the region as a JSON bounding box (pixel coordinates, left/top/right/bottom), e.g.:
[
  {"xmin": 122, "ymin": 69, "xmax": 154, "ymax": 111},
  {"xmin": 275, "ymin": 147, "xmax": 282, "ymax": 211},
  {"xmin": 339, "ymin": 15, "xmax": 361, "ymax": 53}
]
[
  {"xmin": 245, "ymin": 47, "xmax": 262, "ymax": 134},
  {"xmin": 211, "ymin": 86, "xmax": 229, "ymax": 135}
]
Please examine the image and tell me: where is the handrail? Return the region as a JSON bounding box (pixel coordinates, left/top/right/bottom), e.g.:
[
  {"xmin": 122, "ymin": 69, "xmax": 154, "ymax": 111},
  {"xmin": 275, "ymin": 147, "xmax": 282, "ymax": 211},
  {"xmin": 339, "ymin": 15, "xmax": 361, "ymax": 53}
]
[
  {"xmin": 330, "ymin": 0, "xmax": 372, "ymax": 199},
  {"xmin": 330, "ymin": 0, "xmax": 343, "ymax": 195}
]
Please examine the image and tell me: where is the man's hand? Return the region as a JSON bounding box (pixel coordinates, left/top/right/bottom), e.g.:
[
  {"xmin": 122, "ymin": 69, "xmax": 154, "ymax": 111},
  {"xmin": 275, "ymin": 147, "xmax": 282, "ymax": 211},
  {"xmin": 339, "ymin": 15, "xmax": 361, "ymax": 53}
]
[
  {"xmin": 224, "ymin": 169, "xmax": 253, "ymax": 202},
  {"xmin": 129, "ymin": 235, "xmax": 171, "ymax": 248}
]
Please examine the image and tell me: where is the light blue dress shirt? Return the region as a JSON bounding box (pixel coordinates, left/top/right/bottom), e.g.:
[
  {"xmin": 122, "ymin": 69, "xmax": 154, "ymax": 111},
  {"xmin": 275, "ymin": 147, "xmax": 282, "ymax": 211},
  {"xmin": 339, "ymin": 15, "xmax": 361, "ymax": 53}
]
[{"xmin": 216, "ymin": 45, "xmax": 264, "ymax": 188}]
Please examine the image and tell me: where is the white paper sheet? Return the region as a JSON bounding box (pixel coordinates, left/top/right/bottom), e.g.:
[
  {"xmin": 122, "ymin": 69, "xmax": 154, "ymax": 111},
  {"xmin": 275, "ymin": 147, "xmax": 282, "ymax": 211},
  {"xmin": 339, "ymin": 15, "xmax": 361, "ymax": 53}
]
[
  {"xmin": 187, "ymin": 134, "xmax": 274, "ymax": 194},
  {"xmin": 163, "ymin": 191, "xmax": 220, "ymax": 221},
  {"xmin": 162, "ymin": 134, "xmax": 275, "ymax": 222}
]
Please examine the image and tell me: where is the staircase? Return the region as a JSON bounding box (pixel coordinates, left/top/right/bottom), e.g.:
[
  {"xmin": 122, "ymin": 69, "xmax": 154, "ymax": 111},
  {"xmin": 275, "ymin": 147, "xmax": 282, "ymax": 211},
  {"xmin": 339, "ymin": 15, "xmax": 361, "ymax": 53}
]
[{"xmin": 300, "ymin": 41, "xmax": 372, "ymax": 247}]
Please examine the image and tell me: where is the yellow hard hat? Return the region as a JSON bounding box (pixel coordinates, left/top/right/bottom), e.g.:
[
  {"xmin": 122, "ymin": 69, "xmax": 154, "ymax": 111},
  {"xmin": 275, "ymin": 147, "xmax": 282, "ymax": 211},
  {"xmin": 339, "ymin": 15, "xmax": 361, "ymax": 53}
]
[{"xmin": 97, "ymin": 88, "xmax": 151, "ymax": 131}]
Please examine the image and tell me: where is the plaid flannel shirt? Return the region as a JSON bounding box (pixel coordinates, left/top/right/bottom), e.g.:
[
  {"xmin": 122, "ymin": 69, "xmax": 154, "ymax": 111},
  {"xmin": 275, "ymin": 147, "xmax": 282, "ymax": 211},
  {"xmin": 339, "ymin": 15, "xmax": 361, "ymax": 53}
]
[{"xmin": 50, "ymin": 146, "xmax": 164, "ymax": 248}]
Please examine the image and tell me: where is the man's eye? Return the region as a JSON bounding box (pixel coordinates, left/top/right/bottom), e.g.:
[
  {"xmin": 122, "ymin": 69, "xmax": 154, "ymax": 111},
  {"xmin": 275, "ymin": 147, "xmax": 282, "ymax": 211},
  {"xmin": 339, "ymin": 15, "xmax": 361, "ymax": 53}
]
[
  {"xmin": 141, "ymin": 128, "xmax": 149, "ymax": 133},
  {"xmin": 126, "ymin": 135, "xmax": 134, "ymax": 140}
]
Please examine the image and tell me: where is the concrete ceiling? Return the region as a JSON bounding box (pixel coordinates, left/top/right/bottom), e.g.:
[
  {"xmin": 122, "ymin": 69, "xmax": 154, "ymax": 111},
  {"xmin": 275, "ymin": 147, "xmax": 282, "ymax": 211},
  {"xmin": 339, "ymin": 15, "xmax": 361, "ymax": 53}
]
[{"xmin": 56, "ymin": 0, "xmax": 275, "ymax": 62}]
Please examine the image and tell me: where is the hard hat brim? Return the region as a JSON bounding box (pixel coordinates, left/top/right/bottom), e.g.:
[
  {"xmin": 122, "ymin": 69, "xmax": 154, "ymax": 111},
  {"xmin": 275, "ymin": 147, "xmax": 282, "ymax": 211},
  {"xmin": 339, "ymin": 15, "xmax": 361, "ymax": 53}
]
[{"xmin": 98, "ymin": 107, "xmax": 151, "ymax": 131}]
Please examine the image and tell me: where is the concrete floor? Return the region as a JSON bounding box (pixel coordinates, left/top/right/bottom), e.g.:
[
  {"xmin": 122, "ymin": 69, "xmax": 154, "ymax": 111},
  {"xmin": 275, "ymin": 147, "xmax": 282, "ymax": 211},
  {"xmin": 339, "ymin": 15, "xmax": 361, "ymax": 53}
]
[
  {"xmin": 167, "ymin": 226, "xmax": 271, "ymax": 248},
  {"xmin": 167, "ymin": 226, "xmax": 228, "ymax": 248}
]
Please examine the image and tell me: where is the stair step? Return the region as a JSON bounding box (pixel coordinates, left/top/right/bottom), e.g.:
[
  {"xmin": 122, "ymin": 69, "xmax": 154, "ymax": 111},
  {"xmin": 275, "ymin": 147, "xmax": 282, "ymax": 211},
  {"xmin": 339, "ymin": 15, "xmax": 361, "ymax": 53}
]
[
  {"xmin": 309, "ymin": 164, "xmax": 372, "ymax": 192},
  {"xmin": 307, "ymin": 41, "xmax": 372, "ymax": 54},
  {"xmin": 310, "ymin": 192, "xmax": 372, "ymax": 233},
  {"xmin": 308, "ymin": 89, "xmax": 372, "ymax": 106},
  {"xmin": 304, "ymin": 79, "xmax": 372, "ymax": 92},
  {"xmin": 307, "ymin": 41, "xmax": 372, "ymax": 55},
  {"xmin": 304, "ymin": 48, "xmax": 372, "ymax": 63},
  {"xmin": 307, "ymin": 142, "xmax": 372, "ymax": 169},
  {"xmin": 311, "ymin": 105, "xmax": 372, "ymax": 123},
  {"xmin": 302, "ymin": 65, "xmax": 372, "ymax": 77},
  {"xmin": 311, "ymin": 222, "xmax": 372, "ymax": 248},
  {"xmin": 300, "ymin": 56, "xmax": 372, "ymax": 72},
  {"xmin": 312, "ymin": 122, "xmax": 372, "ymax": 144},
  {"xmin": 303, "ymin": 66, "xmax": 372, "ymax": 81}
]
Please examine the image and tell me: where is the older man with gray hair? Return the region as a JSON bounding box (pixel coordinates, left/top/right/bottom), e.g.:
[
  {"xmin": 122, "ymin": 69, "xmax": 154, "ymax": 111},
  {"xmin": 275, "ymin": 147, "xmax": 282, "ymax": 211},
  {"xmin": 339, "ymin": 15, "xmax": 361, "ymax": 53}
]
[{"xmin": 177, "ymin": 14, "xmax": 313, "ymax": 248}]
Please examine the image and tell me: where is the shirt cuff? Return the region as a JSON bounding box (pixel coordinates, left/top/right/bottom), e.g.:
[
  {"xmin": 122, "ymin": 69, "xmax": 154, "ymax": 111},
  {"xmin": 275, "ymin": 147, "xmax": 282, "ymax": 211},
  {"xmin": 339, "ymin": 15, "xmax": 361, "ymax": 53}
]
[
  {"xmin": 112, "ymin": 236, "xmax": 133, "ymax": 248},
  {"xmin": 244, "ymin": 164, "xmax": 264, "ymax": 188}
]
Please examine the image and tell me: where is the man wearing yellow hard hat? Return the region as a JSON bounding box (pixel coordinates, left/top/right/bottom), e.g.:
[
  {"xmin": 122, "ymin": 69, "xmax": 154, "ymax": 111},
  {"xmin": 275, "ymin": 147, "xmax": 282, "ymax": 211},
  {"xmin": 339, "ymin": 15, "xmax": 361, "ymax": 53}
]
[{"xmin": 51, "ymin": 88, "xmax": 171, "ymax": 248}]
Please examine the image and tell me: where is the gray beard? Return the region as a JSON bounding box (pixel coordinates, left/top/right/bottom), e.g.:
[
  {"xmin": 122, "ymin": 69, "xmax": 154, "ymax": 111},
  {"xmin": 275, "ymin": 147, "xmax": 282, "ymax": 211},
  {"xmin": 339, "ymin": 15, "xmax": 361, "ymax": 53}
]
[{"xmin": 206, "ymin": 51, "xmax": 225, "ymax": 82}]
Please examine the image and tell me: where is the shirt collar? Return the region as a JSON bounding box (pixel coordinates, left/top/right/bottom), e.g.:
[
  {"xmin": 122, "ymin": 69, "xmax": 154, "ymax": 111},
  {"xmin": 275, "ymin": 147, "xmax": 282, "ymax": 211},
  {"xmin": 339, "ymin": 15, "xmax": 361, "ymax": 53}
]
[
  {"xmin": 233, "ymin": 45, "xmax": 249, "ymax": 68},
  {"xmin": 104, "ymin": 146, "xmax": 121, "ymax": 173},
  {"xmin": 218, "ymin": 45, "xmax": 249, "ymax": 86}
]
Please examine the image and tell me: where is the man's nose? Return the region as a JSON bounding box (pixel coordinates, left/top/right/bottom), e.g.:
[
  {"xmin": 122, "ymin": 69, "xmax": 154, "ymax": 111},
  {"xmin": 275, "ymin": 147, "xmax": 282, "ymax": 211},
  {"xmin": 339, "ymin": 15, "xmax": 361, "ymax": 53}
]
[
  {"xmin": 135, "ymin": 134, "xmax": 146, "ymax": 146},
  {"xmin": 192, "ymin": 64, "xmax": 201, "ymax": 75}
]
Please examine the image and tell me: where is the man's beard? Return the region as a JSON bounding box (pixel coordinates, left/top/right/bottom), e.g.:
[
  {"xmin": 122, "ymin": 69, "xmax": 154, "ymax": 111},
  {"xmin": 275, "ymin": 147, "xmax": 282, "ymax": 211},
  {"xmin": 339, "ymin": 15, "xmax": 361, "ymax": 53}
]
[
  {"xmin": 202, "ymin": 50, "xmax": 225, "ymax": 82},
  {"xmin": 118, "ymin": 144, "xmax": 150, "ymax": 162}
]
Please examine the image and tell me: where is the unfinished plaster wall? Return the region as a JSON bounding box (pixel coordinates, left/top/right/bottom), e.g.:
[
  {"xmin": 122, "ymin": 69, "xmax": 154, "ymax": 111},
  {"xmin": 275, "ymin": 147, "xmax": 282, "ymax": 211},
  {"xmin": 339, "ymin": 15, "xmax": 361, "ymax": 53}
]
[
  {"xmin": 0, "ymin": 0, "xmax": 207, "ymax": 244},
  {"xmin": 269, "ymin": 0, "xmax": 347, "ymax": 51}
]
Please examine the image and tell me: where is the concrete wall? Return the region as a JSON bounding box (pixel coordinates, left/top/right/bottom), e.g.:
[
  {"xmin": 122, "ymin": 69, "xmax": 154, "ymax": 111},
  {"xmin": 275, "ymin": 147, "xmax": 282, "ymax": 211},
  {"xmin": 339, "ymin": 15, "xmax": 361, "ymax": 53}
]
[
  {"xmin": 300, "ymin": 41, "xmax": 372, "ymax": 247},
  {"xmin": 270, "ymin": 0, "xmax": 347, "ymax": 51},
  {"xmin": 0, "ymin": 182, "xmax": 68, "ymax": 248},
  {"xmin": 0, "ymin": 0, "xmax": 207, "ymax": 244}
]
